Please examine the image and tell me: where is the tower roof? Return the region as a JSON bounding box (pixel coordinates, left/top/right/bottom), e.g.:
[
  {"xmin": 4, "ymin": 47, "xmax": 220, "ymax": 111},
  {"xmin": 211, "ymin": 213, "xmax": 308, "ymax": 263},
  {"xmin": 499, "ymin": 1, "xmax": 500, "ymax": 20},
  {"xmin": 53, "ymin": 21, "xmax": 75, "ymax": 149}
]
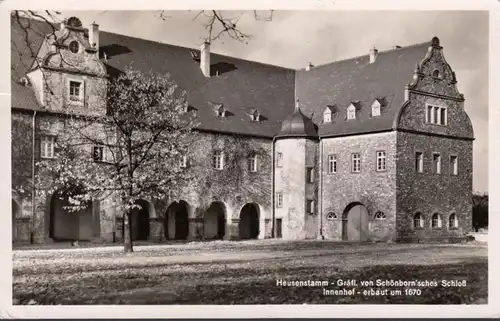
[{"xmin": 276, "ymin": 100, "xmax": 318, "ymax": 138}]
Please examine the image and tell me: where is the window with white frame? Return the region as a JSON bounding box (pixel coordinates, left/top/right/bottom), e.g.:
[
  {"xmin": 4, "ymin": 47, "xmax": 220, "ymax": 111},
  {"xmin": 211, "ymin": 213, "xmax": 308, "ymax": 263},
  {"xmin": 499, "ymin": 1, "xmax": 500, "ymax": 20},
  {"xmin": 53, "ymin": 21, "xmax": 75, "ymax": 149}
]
[
  {"xmin": 40, "ymin": 135, "xmax": 55, "ymax": 158},
  {"xmin": 328, "ymin": 154, "xmax": 337, "ymax": 174},
  {"xmin": 347, "ymin": 105, "xmax": 356, "ymax": 120},
  {"xmin": 415, "ymin": 152, "xmax": 424, "ymax": 173},
  {"xmin": 326, "ymin": 212, "xmax": 337, "ymax": 220},
  {"xmin": 306, "ymin": 167, "xmax": 315, "ymax": 183},
  {"xmin": 212, "ymin": 151, "xmax": 224, "ymax": 170},
  {"xmin": 374, "ymin": 211, "xmax": 386, "ymax": 220},
  {"xmin": 276, "ymin": 192, "xmax": 283, "ymax": 208},
  {"xmin": 276, "ymin": 152, "xmax": 283, "ymax": 168},
  {"xmin": 431, "ymin": 213, "xmax": 442, "ymax": 229},
  {"xmin": 68, "ymin": 80, "xmax": 83, "ymax": 102},
  {"xmin": 413, "ymin": 212, "xmax": 424, "ymax": 229},
  {"xmin": 450, "ymin": 155, "xmax": 458, "ymax": 175},
  {"xmin": 371, "ymin": 100, "xmax": 381, "ymax": 117},
  {"xmin": 448, "ymin": 213, "xmax": 458, "ymax": 229},
  {"xmin": 351, "ymin": 153, "xmax": 361, "ymax": 173},
  {"xmin": 92, "ymin": 145, "xmax": 105, "ymax": 162},
  {"xmin": 323, "ymin": 110, "xmax": 332, "ymax": 123},
  {"xmin": 426, "ymin": 104, "xmax": 447, "ymax": 125},
  {"xmin": 249, "ymin": 154, "xmax": 258, "ymax": 172},
  {"xmin": 433, "ymin": 153, "xmax": 441, "ymax": 174},
  {"xmin": 180, "ymin": 155, "xmax": 188, "ymax": 168},
  {"xmin": 307, "ymin": 199, "xmax": 315, "ymax": 214},
  {"xmin": 376, "ymin": 151, "xmax": 386, "ymax": 171}
]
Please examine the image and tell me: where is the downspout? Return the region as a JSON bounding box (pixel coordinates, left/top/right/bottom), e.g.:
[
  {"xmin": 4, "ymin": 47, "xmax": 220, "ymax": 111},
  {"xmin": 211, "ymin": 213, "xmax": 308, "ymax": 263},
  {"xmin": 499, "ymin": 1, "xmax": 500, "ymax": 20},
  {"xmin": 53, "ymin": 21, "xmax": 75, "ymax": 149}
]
[
  {"xmin": 31, "ymin": 110, "xmax": 37, "ymax": 244},
  {"xmin": 319, "ymin": 137, "xmax": 324, "ymax": 239},
  {"xmin": 271, "ymin": 136, "xmax": 276, "ymax": 238}
]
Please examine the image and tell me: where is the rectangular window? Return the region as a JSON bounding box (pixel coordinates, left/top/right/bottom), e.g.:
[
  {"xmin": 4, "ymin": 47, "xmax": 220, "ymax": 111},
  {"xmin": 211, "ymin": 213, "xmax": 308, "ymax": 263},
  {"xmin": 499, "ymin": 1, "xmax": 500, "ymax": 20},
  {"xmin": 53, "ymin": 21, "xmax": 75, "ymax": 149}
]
[
  {"xmin": 433, "ymin": 153, "xmax": 441, "ymax": 174},
  {"xmin": 307, "ymin": 200, "xmax": 315, "ymax": 214},
  {"xmin": 426, "ymin": 104, "xmax": 447, "ymax": 125},
  {"xmin": 249, "ymin": 155, "xmax": 258, "ymax": 172},
  {"xmin": 376, "ymin": 151, "xmax": 386, "ymax": 171},
  {"xmin": 306, "ymin": 167, "xmax": 315, "ymax": 183},
  {"xmin": 69, "ymin": 80, "xmax": 82, "ymax": 102},
  {"xmin": 276, "ymin": 192, "xmax": 283, "ymax": 208},
  {"xmin": 328, "ymin": 154, "xmax": 337, "ymax": 174},
  {"xmin": 440, "ymin": 108, "xmax": 446, "ymax": 125},
  {"xmin": 92, "ymin": 145, "xmax": 104, "ymax": 162},
  {"xmin": 276, "ymin": 152, "xmax": 283, "ymax": 168},
  {"xmin": 212, "ymin": 151, "xmax": 224, "ymax": 170},
  {"xmin": 415, "ymin": 152, "xmax": 423, "ymax": 173},
  {"xmin": 347, "ymin": 108, "xmax": 356, "ymax": 120},
  {"xmin": 351, "ymin": 153, "xmax": 361, "ymax": 173},
  {"xmin": 324, "ymin": 112, "xmax": 331, "ymax": 123},
  {"xmin": 180, "ymin": 155, "xmax": 188, "ymax": 168},
  {"xmin": 450, "ymin": 155, "xmax": 458, "ymax": 175},
  {"xmin": 40, "ymin": 136, "xmax": 55, "ymax": 159}
]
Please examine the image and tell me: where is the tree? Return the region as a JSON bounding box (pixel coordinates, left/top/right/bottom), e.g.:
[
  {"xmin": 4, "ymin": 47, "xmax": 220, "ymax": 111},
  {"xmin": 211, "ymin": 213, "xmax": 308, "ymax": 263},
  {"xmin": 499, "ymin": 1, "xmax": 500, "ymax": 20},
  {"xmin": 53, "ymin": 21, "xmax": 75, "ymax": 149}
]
[
  {"xmin": 472, "ymin": 192, "xmax": 488, "ymax": 231},
  {"xmin": 35, "ymin": 67, "xmax": 198, "ymax": 252}
]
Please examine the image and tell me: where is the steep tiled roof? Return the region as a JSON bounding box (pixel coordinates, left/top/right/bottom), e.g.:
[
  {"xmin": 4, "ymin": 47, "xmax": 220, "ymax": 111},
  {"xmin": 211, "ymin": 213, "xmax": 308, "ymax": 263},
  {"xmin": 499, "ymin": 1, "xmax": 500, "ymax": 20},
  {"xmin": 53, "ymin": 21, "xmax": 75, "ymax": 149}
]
[
  {"xmin": 11, "ymin": 16, "xmax": 433, "ymax": 139},
  {"xmin": 295, "ymin": 42, "xmax": 431, "ymax": 137},
  {"xmin": 10, "ymin": 16, "xmax": 296, "ymax": 138}
]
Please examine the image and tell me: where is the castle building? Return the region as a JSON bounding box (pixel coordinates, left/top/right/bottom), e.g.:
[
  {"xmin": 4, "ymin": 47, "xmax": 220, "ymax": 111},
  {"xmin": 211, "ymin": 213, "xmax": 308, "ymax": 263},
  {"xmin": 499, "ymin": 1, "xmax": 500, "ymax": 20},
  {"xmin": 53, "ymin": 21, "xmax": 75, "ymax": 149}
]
[{"xmin": 11, "ymin": 16, "xmax": 474, "ymax": 244}]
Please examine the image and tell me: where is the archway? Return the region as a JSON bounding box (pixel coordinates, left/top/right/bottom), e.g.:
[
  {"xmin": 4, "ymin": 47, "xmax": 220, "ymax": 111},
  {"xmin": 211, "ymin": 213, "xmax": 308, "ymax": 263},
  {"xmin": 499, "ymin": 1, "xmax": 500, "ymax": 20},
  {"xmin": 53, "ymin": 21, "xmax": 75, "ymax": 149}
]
[
  {"xmin": 130, "ymin": 199, "xmax": 152, "ymax": 241},
  {"xmin": 12, "ymin": 200, "xmax": 20, "ymax": 241},
  {"xmin": 204, "ymin": 201, "xmax": 226, "ymax": 240},
  {"xmin": 239, "ymin": 203, "xmax": 260, "ymax": 239},
  {"xmin": 49, "ymin": 190, "xmax": 94, "ymax": 241},
  {"xmin": 165, "ymin": 200, "xmax": 190, "ymax": 240},
  {"xmin": 342, "ymin": 202, "xmax": 369, "ymax": 241}
]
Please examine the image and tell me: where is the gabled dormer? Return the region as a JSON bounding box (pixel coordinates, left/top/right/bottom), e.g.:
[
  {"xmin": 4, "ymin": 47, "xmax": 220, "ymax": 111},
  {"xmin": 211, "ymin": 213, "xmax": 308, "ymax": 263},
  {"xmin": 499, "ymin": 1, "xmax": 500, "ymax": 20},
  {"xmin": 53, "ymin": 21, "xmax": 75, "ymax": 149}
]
[
  {"xmin": 209, "ymin": 101, "xmax": 227, "ymax": 118},
  {"xmin": 370, "ymin": 98, "xmax": 385, "ymax": 117},
  {"xmin": 346, "ymin": 101, "xmax": 360, "ymax": 120},
  {"xmin": 25, "ymin": 16, "xmax": 107, "ymax": 115},
  {"xmin": 323, "ymin": 105, "xmax": 336, "ymax": 123},
  {"xmin": 247, "ymin": 109, "xmax": 261, "ymax": 122}
]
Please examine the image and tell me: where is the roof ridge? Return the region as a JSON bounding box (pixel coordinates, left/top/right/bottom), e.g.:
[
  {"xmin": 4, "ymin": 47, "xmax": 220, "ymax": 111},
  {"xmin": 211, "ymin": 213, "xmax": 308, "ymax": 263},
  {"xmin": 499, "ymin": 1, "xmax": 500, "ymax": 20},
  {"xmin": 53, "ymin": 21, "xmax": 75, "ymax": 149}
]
[
  {"xmin": 100, "ymin": 30, "xmax": 296, "ymax": 72},
  {"xmin": 305, "ymin": 40, "xmax": 432, "ymax": 70}
]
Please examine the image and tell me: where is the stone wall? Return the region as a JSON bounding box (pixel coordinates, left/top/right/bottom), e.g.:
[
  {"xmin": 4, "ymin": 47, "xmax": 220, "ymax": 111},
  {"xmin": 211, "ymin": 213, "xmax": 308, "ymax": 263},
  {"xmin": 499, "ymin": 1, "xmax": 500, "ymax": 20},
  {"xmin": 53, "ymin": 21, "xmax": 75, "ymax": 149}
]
[
  {"xmin": 321, "ymin": 132, "xmax": 397, "ymax": 241},
  {"xmin": 396, "ymin": 131, "xmax": 473, "ymax": 241}
]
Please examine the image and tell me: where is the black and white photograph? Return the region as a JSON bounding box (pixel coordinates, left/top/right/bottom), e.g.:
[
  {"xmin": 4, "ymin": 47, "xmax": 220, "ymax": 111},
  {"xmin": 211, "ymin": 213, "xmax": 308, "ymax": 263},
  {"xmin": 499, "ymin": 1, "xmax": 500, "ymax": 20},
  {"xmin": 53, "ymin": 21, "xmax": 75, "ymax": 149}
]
[{"xmin": 3, "ymin": 0, "xmax": 497, "ymax": 317}]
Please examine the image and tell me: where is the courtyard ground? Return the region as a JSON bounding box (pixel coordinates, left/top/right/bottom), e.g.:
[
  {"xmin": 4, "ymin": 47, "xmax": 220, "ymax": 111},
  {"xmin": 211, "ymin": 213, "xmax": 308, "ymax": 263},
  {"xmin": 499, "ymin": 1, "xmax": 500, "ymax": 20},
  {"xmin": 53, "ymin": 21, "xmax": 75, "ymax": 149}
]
[{"xmin": 12, "ymin": 240, "xmax": 487, "ymax": 305}]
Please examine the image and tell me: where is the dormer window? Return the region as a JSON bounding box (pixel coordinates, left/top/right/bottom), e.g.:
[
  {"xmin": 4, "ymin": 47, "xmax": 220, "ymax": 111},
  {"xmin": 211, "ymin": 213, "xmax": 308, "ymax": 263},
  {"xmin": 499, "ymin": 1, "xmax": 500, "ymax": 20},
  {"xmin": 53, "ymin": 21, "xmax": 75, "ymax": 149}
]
[
  {"xmin": 252, "ymin": 110, "xmax": 260, "ymax": 122},
  {"xmin": 69, "ymin": 41, "xmax": 79, "ymax": 54},
  {"xmin": 323, "ymin": 110, "xmax": 331, "ymax": 123},
  {"xmin": 371, "ymin": 99, "xmax": 382, "ymax": 117},
  {"xmin": 217, "ymin": 106, "xmax": 226, "ymax": 118},
  {"xmin": 347, "ymin": 105, "xmax": 356, "ymax": 120}
]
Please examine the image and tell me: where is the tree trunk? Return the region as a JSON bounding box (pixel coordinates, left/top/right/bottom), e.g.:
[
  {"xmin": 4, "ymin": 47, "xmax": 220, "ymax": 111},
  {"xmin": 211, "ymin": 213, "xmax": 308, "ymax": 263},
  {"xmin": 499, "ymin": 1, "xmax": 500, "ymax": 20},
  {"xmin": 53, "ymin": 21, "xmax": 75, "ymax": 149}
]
[{"xmin": 123, "ymin": 210, "xmax": 133, "ymax": 253}]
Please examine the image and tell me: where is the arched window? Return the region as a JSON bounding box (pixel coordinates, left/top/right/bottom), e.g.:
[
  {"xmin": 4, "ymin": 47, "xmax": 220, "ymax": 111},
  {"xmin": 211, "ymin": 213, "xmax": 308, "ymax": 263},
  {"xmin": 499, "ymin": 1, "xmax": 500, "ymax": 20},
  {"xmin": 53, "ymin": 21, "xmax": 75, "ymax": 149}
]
[
  {"xmin": 432, "ymin": 70, "xmax": 440, "ymax": 78},
  {"xmin": 69, "ymin": 41, "xmax": 79, "ymax": 53},
  {"xmin": 374, "ymin": 211, "xmax": 386, "ymax": 220},
  {"xmin": 326, "ymin": 212, "xmax": 337, "ymax": 220},
  {"xmin": 413, "ymin": 212, "xmax": 424, "ymax": 229},
  {"xmin": 431, "ymin": 213, "xmax": 442, "ymax": 229},
  {"xmin": 448, "ymin": 213, "xmax": 458, "ymax": 229}
]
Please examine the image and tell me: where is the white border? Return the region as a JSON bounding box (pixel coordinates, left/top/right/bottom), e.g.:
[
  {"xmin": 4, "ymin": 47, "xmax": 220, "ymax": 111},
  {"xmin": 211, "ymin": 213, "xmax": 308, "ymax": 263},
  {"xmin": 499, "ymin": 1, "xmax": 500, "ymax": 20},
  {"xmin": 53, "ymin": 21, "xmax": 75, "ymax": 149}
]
[{"xmin": 1, "ymin": 0, "xmax": 499, "ymax": 319}]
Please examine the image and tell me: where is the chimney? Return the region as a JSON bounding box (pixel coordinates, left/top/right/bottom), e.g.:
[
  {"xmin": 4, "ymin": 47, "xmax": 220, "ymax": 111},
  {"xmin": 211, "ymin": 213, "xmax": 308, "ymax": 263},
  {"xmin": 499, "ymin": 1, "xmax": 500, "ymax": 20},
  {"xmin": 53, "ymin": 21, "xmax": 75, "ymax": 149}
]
[
  {"xmin": 89, "ymin": 22, "xmax": 99, "ymax": 55},
  {"xmin": 369, "ymin": 47, "xmax": 378, "ymax": 63},
  {"xmin": 305, "ymin": 62, "xmax": 314, "ymax": 71},
  {"xmin": 200, "ymin": 41, "xmax": 211, "ymax": 77}
]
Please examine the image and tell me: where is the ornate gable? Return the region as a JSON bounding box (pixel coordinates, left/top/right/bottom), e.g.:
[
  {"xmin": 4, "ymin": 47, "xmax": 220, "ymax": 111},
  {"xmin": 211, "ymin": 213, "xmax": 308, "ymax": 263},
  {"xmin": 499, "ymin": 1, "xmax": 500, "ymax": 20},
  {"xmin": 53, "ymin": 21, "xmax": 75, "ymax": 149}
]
[{"xmin": 407, "ymin": 37, "xmax": 463, "ymax": 100}]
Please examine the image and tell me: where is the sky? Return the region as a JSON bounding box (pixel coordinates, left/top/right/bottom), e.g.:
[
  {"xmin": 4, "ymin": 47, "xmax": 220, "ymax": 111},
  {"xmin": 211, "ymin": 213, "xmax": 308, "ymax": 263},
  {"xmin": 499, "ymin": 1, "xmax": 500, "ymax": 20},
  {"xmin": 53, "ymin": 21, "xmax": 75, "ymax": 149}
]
[{"xmin": 60, "ymin": 10, "xmax": 489, "ymax": 192}]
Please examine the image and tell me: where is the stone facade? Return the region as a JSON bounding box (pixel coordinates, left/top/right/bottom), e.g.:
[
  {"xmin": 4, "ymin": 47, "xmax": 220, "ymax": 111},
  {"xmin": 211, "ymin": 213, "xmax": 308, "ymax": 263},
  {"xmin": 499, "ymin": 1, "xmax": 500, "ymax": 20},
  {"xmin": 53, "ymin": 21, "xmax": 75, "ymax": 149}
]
[{"xmin": 11, "ymin": 18, "xmax": 474, "ymax": 244}]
